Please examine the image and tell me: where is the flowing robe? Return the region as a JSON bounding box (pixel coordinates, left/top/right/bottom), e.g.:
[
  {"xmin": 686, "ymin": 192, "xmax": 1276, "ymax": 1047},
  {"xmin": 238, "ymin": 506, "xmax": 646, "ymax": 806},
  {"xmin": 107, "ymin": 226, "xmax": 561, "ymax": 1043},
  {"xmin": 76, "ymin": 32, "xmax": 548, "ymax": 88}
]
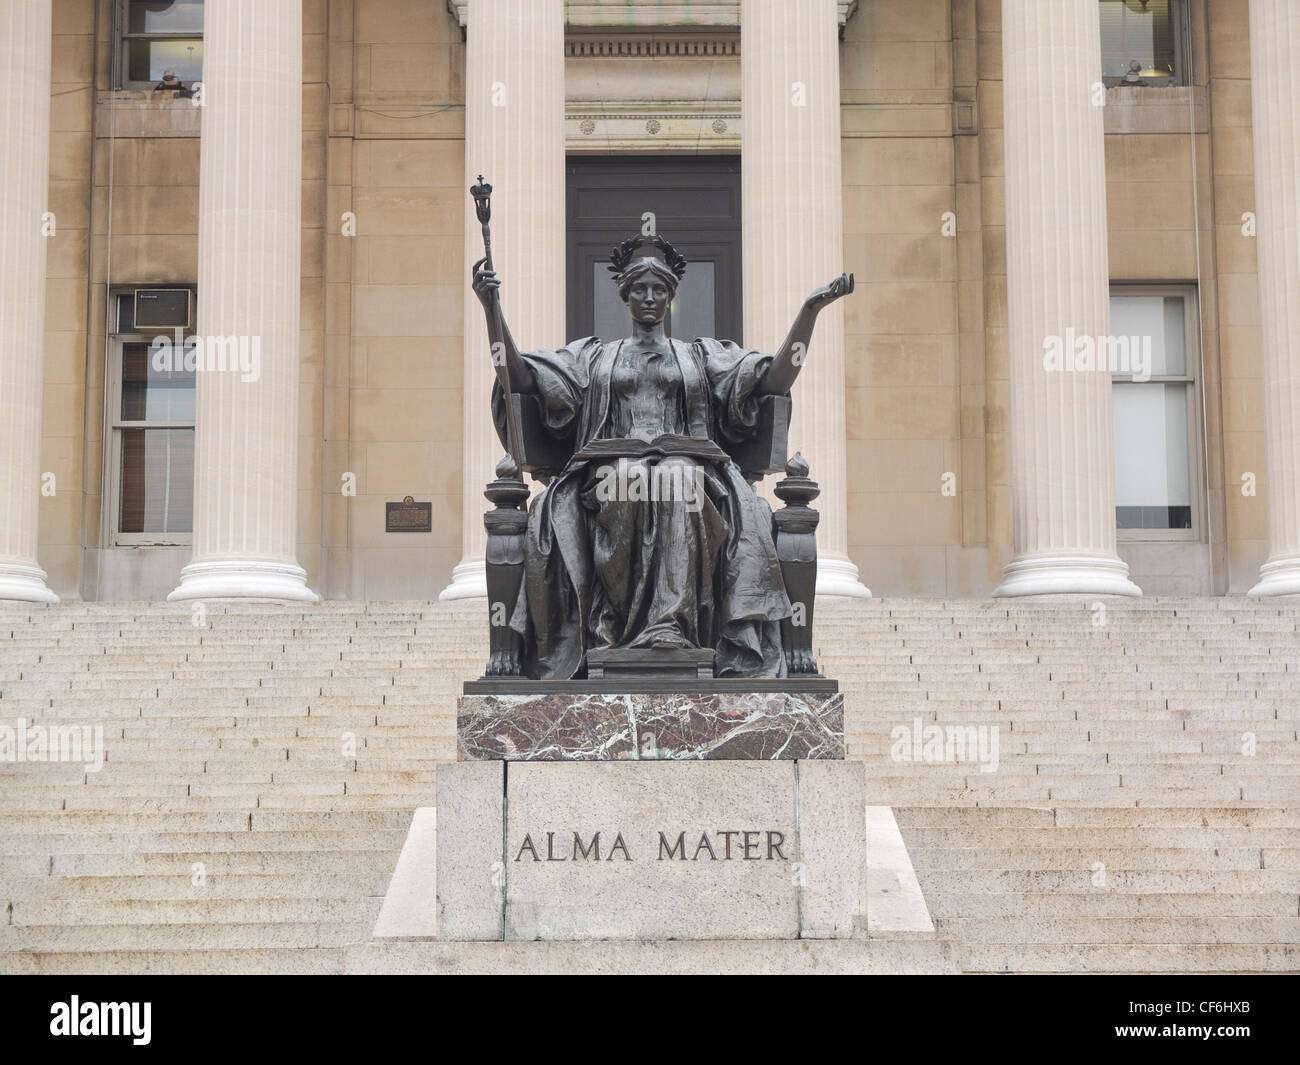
[{"xmin": 492, "ymin": 335, "xmax": 791, "ymax": 679}]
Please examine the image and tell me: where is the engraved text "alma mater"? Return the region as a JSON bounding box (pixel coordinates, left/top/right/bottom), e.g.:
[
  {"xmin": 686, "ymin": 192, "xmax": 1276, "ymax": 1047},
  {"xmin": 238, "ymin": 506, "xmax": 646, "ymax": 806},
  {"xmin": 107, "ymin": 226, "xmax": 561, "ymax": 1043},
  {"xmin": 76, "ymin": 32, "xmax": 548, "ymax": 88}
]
[{"xmin": 513, "ymin": 830, "xmax": 788, "ymax": 863}]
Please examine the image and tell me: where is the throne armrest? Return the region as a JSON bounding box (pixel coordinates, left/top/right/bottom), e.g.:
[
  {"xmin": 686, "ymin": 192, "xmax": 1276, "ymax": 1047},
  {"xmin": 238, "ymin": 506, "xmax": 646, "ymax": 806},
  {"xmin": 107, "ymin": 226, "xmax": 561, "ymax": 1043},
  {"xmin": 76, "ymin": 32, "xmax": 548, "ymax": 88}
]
[
  {"xmin": 493, "ymin": 393, "xmax": 576, "ymax": 480},
  {"xmin": 726, "ymin": 393, "xmax": 791, "ymax": 480}
]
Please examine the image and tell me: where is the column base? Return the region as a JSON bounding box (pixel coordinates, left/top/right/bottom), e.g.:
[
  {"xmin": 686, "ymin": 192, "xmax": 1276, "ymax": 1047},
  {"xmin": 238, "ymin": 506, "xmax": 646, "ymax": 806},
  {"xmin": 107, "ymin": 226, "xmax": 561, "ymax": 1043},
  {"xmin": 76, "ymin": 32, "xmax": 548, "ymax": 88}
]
[
  {"xmin": 815, "ymin": 556, "xmax": 872, "ymax": 599},
  {"xmin": 0, "ymin": 562, "xmax": 59, "ymax": 603},
  {"xmin": 1248, "ymin": 556, "xmax": 1300, "ymax": 598},
  {"xmin": 167, "ymin": 559, "xmax": 318, "ymax": 603},
  {"xmin": 439, "ymin": 558, "xmax": 487, "ymax": 601},
  {"xmin": 994, "ymin": 554, "xmax": 1142, "ymax": 598}
]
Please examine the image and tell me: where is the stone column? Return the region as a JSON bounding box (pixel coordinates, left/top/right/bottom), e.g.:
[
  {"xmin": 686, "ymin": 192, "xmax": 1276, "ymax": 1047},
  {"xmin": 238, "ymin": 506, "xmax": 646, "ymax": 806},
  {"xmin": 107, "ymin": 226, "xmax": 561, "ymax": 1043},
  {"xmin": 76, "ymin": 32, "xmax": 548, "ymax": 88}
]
[
  {"xmin": 1248, "ymin": 0, "xmax": 1300, "ymax": 597},
  {"xmin": 0, "ymin": 1, "xmax": 57, "ymax": 603},
  {"xmin": 169, "ymin": 0, "xmax": 315, "ymax": 601},
  {"xmin": 741, "ymin": 0, "xmax": 869, "ymax": 598},
  {"xmin": 993, "ymin": 0, "xmax": 1140, "ymax": 597},
  {"xmin": 440, "ymin": 0, "xmax": 566, "ymax": 601}
]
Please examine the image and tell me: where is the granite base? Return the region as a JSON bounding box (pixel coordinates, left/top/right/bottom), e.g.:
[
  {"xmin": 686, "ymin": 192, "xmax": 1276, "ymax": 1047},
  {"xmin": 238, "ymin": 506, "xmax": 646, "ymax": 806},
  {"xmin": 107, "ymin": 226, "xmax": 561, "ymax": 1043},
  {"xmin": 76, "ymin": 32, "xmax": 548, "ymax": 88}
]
[{"xmin": 435, "ymin": 759, "xmax": 868, "ymax": 941}]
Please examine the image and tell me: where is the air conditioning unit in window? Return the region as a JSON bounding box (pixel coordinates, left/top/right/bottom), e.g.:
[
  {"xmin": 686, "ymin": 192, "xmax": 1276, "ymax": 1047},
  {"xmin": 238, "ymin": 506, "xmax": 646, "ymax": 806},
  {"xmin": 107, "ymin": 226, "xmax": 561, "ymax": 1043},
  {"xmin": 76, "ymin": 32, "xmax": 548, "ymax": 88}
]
[{"xmin": 134, "ymin": 288, "xmax": 192, "ymax": 331}]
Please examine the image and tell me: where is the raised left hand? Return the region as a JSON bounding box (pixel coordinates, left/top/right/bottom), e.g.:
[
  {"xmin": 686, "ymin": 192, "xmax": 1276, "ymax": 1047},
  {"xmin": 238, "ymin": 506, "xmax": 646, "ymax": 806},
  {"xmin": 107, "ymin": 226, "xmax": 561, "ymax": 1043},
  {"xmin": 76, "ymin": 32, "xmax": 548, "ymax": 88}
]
[{"xmin": 804, "ymin": 272, "xmax": 855, "ymax": 312}]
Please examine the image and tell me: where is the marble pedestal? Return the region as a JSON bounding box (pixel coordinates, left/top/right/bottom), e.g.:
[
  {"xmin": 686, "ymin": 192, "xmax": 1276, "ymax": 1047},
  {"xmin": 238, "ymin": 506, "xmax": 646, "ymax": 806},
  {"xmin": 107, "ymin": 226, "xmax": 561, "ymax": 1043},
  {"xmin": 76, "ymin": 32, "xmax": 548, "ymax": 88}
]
[
  {"xmin": 390, "ymin": 686, "xmax": 926, "ymax": 944},
  {"xmin": 457, "ymin": 690, "xmax": 844, "ymax": 760},
  {"xmin": 435, "ymin": 759, "xmax": 867, "ymax": 941}
]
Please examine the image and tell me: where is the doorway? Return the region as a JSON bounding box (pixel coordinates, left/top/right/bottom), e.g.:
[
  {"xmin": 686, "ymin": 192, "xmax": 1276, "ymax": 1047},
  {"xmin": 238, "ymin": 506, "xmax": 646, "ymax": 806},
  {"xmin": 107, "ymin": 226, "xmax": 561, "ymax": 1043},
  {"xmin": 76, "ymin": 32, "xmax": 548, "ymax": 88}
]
[{"xmin": 566, "ymin": 156, "xmax": 742, "ymax": 344}]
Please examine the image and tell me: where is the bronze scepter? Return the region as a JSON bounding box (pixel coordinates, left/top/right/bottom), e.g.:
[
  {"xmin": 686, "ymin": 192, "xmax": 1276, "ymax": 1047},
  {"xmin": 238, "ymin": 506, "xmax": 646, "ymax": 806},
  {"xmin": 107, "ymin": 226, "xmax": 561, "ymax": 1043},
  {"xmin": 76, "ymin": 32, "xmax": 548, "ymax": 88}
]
[
  {"xmin": 470, "ymin": 175, "xmax": 524, "ymax": 471},
  {"xmin": 471, "ymin": 173, "xmax": 495, "ymax": 272}
]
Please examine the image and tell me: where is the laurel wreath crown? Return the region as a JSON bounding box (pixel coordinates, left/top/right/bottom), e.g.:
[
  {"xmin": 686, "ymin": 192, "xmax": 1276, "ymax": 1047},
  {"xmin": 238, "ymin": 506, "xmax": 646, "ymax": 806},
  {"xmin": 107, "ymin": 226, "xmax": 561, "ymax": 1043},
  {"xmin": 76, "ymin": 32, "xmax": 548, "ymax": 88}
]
[{"xmin": 607, "ymin": 234, "xmax": 688, "ymax": 281}]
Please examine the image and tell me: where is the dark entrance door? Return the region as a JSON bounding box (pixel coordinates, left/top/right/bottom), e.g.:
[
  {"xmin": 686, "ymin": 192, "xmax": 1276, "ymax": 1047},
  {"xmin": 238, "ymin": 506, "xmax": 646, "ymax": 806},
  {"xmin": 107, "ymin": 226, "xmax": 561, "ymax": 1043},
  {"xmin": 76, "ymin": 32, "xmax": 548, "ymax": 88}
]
[{"xmin": 566, "ymin": 156, "xmax": 742, "ymax": 345}]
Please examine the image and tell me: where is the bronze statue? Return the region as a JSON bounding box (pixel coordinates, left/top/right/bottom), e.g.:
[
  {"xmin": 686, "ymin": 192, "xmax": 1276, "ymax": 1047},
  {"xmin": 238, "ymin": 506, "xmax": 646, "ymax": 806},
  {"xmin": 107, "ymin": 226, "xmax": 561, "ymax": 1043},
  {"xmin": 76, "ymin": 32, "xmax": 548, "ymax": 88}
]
[{"xmin": 471, "ymin": 180, "xmax": 852, "ymax": 682}]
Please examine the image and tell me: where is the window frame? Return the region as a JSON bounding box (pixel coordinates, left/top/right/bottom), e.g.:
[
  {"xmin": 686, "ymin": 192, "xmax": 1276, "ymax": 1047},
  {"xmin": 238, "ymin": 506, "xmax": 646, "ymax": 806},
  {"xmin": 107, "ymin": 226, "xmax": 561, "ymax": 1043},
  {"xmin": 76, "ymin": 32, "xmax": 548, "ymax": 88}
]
[
  {"xmin": 1099, "ymin": 0, "xmax": 1191, "ymax": 89},
  {"xmin": 104, "ymin": 286, "xmax": 197, "ymax": 547},
  {"xmin": 113, "ymin": 0, "xmax": 204, "ymax": 92},
  {"xmin": 1109, "ymin": 282, "xmax": 1203, "ymax": 543}
]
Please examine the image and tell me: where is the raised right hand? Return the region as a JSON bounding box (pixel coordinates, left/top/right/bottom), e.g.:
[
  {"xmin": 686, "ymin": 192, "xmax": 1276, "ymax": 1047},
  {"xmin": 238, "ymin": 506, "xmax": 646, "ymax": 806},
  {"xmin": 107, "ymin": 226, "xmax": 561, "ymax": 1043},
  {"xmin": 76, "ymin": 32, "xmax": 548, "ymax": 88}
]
[{"xmin": 472, "ymin": 256, "xmax": 500, "ymax": 310}]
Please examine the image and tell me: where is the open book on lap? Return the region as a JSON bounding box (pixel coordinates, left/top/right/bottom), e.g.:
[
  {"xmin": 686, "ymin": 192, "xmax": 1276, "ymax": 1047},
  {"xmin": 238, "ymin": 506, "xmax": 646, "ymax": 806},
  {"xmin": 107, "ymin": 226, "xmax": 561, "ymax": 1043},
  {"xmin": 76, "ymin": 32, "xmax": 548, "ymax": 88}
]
[{"xmin": 571, "ymin": 434, "xmax": 731, "ymax": 463}]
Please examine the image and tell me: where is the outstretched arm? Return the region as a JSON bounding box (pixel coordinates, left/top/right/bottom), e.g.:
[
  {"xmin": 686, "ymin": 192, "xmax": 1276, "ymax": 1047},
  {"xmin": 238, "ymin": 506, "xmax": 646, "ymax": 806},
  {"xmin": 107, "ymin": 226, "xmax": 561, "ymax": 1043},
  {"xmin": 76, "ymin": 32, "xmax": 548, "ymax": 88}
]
[
  {"xmin": 759, "ymin": 273, "xmax": 855, "ymax": 395},
  {"xmin": 472, "ymin": 257, "xmax": 538, "ymax": 394}
]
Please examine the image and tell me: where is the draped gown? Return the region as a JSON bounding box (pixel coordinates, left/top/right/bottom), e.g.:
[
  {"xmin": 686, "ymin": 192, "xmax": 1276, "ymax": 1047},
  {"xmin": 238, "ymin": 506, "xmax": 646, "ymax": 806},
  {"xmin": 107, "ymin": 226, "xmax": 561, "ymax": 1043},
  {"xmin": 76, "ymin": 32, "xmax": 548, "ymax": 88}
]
[{"xmin": 491, "ymin": 335, "xmax": 792, "ymax": 679}]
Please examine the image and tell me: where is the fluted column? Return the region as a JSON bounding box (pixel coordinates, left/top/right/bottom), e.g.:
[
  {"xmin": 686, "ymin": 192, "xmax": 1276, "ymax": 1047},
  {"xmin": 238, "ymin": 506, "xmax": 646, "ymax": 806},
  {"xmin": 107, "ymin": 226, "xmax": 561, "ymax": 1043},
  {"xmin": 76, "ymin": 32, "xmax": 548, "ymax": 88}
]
[
  {"xmin": 0, "ymin": 1, "xmax": 57, "ymax": 603},
  {"xmin": 169, "ymin": 0, "xmax": 315, "ymax": 601},
  {"xmin": 1248, "ymin": 0, "xmax": 1300, "ymax": 597},
  {"xmin": 440, "ymin": 0, "xmax": 565, "ymax": 601},
  {"xmin": 994, "ymin": 0, "xmax": 1140, "ymax": 597},
  {"xmin": 741, "ymin": 0, "xmax": 869, "ymax": 598}
]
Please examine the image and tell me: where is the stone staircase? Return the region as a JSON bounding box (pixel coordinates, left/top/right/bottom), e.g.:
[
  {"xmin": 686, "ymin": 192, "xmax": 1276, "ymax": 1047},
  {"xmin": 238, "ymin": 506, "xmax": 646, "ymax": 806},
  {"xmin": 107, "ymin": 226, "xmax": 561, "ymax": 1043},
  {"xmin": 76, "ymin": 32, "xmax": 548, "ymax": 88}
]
[{"xmin": 0, "ymin": 597, "xmax": 1297, "ymax": 973}]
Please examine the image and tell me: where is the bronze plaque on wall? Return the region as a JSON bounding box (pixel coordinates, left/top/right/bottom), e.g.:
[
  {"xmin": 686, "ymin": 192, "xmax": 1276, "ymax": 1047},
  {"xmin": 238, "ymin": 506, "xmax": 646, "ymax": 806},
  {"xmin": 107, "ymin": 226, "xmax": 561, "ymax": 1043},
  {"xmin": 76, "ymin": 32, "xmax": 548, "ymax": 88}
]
[{"xmin": 386, "ymin": 496, "xmax": 432, "ymax": 533}]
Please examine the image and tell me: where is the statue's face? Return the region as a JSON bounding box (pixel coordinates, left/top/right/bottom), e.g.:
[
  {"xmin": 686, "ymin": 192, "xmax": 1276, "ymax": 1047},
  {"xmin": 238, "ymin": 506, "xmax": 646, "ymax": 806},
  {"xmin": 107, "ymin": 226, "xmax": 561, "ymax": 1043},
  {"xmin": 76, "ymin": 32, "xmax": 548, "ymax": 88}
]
[{"xmin": 626, "ymin": 277, "xmax": 671, "ymax": 326}]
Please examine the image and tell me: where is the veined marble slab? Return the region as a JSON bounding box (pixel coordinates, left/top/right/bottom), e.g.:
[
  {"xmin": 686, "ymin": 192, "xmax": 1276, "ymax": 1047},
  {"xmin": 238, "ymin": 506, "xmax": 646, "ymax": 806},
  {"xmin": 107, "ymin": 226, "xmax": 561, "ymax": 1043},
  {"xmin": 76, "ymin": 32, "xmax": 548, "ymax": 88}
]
[{"xmin": 457, "ymin": 691, "xmax": 844, "ymax": 760}]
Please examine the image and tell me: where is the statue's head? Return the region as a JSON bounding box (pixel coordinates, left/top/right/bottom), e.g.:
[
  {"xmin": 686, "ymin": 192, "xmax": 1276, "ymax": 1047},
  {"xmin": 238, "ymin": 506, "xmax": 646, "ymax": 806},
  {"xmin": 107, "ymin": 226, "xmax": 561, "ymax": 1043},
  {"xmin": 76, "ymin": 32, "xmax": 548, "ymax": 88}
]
[{"xmin": 609, "ymin": 235, "xmax": 687, "ymax": 326}]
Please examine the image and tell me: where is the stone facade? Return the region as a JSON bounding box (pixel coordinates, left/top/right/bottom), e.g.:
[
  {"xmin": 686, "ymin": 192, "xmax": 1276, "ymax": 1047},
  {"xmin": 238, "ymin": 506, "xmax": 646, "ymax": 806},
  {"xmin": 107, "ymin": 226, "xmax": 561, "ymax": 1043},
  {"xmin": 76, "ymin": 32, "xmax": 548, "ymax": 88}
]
[{"xmin": 6, "ymin": 0, "xmax": 1294, "ymax": 601}]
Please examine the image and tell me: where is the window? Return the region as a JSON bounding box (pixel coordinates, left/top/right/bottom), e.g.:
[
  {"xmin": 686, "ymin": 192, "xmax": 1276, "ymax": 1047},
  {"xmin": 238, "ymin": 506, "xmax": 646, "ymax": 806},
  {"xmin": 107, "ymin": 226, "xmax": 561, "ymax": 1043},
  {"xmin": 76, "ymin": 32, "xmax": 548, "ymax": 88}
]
[
  {"xmin": 1110, "ymin": 287, "xmax": 1201, "ymax": 539},
  {"xmin": 115, "ymin": 0, "xmax": 204, "ymax": 90},
  {"xmin": 1099, "ymin": 0, "xmax": 1188, "ymax": 87},
  {"xmin": 106, "ymin": 291, "xmax": 195, "ymax": 545}
]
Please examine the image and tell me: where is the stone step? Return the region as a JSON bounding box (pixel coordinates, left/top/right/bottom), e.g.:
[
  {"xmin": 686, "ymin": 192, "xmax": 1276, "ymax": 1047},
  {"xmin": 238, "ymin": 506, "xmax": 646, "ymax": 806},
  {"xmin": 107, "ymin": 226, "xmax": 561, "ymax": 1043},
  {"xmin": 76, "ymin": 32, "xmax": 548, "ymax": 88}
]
[
  {"xmin": 922, "ymin": 892, "xmax": 1298, "ymax": 917},
  {"xmin": 852, "ymin": 749, "xmax": 1300, "ymax": 767},
  {"xmin": 54, "ymin": 794, "xmax": 427, "ymax": 813},
  {"xmin": 868, "ymin": 777, "xmax": 1247, "ymax": 797},
  {"xmin": 3, "ymin": 872, "xmax": 391, "ymax": 900},
  {"xmin": 47, "ymin": 850, "xmax": 403, "ymax": 876},
  {"xmin": 0, "ymin": 810, "xmax": 413, "ymax": 833},
  {"xmin": 956, "ymin": 942, "xmax": 1299, "ymax": 973},
  {"xmin": 0, "ymin": 938, "xmax": 959, "ymax": 976},
  {"xmin": 9, "ymin": 897, "xmax": 383, "ymax": 926},
  {"xmin": 0, "ymin": 830, "xmax": 408, "ymax": 856},
  {"xmin": 860, "ymin": 763, "xmax": 1290, "ymax": 779},
  {"xmin": 65, "ymin": 768, "xmax": 438, "ymax": 785},
  {"xmin": 0, "ymin": 921, "xmax": 379, "ymax": 951},
  {"xmin": 896, "ymin": 806, "xmax": 1300, "ymax": 827},
  {"xmin": 0, "ymin": 855, "xmax": 54, "ymax": 876},
  {"xmin": 932, "ymin": 916, "xmax": 1300, "ymax": 944},
  {"xmin": 900, "ymin": 826, "xmax": 1300, "ymax": 847},
  {"xmin": 0, "ymin": 947, "xmax": 349, "ymax": 975},
  {"xmin": 913, "ymin": 869, "xmax": 1300, "ymax": 892},
  {"xmin": 908, "ymin": 846, "xmax": 1274, "ymax": 870}
]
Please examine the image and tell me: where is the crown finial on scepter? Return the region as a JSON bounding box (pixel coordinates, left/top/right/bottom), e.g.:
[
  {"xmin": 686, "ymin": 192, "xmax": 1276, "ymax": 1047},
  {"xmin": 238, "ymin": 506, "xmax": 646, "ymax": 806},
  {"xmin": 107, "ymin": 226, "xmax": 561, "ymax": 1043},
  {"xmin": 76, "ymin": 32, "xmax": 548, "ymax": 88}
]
[{"xmin": 471, "ymin": 175, "xmax": 493, "ymax": 225}]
